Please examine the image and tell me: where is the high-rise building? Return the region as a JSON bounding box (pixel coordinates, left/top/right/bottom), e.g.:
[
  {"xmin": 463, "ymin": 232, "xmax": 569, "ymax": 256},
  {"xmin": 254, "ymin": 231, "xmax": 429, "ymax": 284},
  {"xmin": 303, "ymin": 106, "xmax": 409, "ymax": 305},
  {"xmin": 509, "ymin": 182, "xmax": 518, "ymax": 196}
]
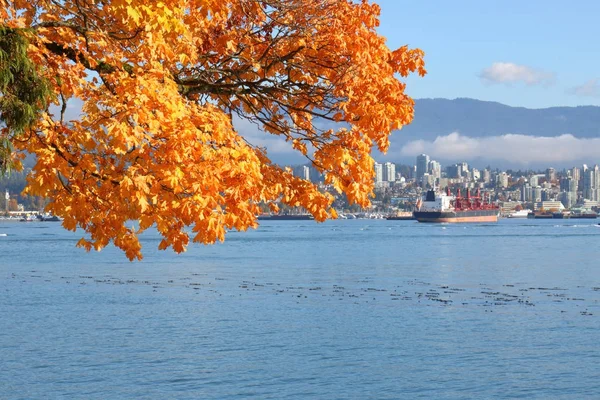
[
  {"xmin": 458, "ymin": 162, "xmax": 469, "ymax": 177},
  {"xmin": 471, "ymin": 168, "xmax": 480, "ymax": 182},
  {"xmin": 560, "ymin": 177, "xmax": 578, "ymax": 193},
  {"xmin": 541, "ymin": 189, "xmax": 550, "ymax": 201},
  {"xmin": 522, "ymin": 184, "xmax": 532, "ymax": 202},
  {"xmin": 496, "ymin": 172, "xmax": 509, "ymax": 188},
  {"xmin": 416, "ymin": 154, "xmax": 429, "ymax": 184},
  {"xmin": 546, "ymin": 167, "xmax": 556, "ymax": 182},
  {"xmin": 446, "ymin": 164, "xmax": 460, "ymax": 179},
  {"xmin": 293, "ymin": 165, "xmax": 313, "ymax": 182},
  {"xmin": 482, "ymin": 169, "xmax": 491, "ymax": 184},
  {"xmin": 561, "ymin": 191, "xmax": 577, "ymax": 209},
  {"xmin": 571, "ymin": 167, "xmax": 581, "ymax": 183},
  {"xmin": 428, "ymin": 160, "xmax": 441, "ymax": 180},
  {"xmin": 533, "ymin": 186, "xmax": 543, "ymax": 202},
  {"xmin": 582, "ymin": 166, "xmax": 600, "ymax": 200},
  {"xmin": 301, "ymin": 165, "xmax": 310, "ymax": 181},
  {"xmin": 383, "ymin": 162, "xmax": 396, "ymax": 182},
  {"xmin": 374, "ymin": 162, "xmax": 383, "ymax": 184}
]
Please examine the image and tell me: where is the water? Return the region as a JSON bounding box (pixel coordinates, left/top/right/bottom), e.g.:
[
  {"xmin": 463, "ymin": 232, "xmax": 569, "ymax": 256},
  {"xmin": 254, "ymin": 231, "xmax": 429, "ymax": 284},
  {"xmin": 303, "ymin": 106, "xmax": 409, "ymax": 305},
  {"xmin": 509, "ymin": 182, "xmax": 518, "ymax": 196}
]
[{"xmin": 1, "ymin": 219, "xmax": 600, "ymax": 399}]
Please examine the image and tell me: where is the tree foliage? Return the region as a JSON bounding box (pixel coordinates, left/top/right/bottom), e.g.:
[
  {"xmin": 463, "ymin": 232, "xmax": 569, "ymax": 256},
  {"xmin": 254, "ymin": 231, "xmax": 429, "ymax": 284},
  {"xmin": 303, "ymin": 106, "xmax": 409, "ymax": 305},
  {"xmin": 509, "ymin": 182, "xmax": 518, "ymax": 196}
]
[
  {"xmin": 0, "ymin": 0, "xmax": 425, "ymax": 260},
  {"xmin": 0, "ymin": 25, "xmax": 52, "ymax": 174}
]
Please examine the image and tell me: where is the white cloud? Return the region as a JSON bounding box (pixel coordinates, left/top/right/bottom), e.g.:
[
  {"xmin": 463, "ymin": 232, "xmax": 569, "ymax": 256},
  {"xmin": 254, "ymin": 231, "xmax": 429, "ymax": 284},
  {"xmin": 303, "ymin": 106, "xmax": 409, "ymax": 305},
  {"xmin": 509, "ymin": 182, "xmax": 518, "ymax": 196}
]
[
  {"xmin": 232, "ymin": 115, "xmax": 310, "ymax": 165},
  {"xmin": 480, "ymin": 62, "xmax": 554, "ymax": 86},
  {"xmin": 232, "ymin": 115, "xmax": 295, "ymax": 153},
  {"xmin": 567, "ymin": 79, "xmax": 600, "ymax": 97},
  {"xmin": 399, "ymin": 132, "xmax": 600, "ymax": 166}
]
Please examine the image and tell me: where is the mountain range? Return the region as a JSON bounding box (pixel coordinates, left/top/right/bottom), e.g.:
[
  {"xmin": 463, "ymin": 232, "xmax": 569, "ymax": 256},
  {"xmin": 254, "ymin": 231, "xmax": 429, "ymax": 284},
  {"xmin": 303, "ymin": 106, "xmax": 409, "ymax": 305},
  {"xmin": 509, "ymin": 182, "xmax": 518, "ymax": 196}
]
[
  {"xmin": 384, "ymin": 98, "xmax": 600, "ymax": 168},
  {"xmin": 398, "ymin": 98, "xmax": 600, "ymax": 141}
]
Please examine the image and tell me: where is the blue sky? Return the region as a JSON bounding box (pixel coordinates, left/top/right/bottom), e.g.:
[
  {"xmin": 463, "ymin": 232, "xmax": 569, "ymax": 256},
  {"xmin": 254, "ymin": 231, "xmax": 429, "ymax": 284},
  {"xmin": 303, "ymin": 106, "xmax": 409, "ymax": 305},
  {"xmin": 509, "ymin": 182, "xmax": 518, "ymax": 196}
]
[
  {"xmin": 377, "ymin": 0, "xmax": 600, "ymax": 108},
  {"xmin": 255, "ymin": 1, "xmax": 600, "ymax": 167}
]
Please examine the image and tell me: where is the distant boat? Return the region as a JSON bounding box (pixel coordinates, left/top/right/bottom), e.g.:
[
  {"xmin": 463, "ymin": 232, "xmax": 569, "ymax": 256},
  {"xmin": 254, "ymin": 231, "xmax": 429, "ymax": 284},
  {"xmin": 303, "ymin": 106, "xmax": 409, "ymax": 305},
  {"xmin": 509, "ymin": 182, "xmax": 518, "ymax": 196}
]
[
  {"xmin": 507, "ymin": 209, "xmax": 531, "ymax": 218},
  {"xmin": 570, "ymin": 211, "xmax": 597, "ymax": 219},
  {"xmin": 41, "ymin": 215, "xmax": 62, "ymax": 222},
  {"xmin": 386, "ymin": 211, "xmax": 415, "ymax": 221},
  {"xmin": 527, "ymin": 212, "xmax": 552, "ymax": 219}
]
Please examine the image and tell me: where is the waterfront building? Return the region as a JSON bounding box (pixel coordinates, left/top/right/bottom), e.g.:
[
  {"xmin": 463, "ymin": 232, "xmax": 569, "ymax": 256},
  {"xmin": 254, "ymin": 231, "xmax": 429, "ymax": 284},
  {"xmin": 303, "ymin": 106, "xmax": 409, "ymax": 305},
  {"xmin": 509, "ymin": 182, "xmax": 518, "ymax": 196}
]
[
  {"xmin": 534, "ymin": 200, "xmax": 564, "ymax": 212},
  {"xmin": 581, "ymin": 199, "xmax": 599, "ymax": 209},
  {"xmin": 499, "ymin": 201, "xmax": 522, "ymax": 215}
]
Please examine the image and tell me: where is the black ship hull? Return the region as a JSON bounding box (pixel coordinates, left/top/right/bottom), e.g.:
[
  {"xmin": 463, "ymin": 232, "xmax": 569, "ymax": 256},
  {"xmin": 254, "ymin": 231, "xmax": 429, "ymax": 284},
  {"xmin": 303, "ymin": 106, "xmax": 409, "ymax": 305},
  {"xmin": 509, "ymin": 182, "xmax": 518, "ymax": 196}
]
[{"xmin": 413, "ymin": 209, "xmax": 498, "ymax": 223}]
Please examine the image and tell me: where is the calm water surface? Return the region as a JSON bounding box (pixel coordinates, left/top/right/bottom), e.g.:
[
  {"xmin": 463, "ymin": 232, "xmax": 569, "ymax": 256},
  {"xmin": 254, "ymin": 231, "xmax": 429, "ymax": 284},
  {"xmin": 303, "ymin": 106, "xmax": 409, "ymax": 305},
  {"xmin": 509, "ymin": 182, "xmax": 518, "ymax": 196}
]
[{"xmin": 1, "ymin": 219, "xmax": 600, "ymax": 399}]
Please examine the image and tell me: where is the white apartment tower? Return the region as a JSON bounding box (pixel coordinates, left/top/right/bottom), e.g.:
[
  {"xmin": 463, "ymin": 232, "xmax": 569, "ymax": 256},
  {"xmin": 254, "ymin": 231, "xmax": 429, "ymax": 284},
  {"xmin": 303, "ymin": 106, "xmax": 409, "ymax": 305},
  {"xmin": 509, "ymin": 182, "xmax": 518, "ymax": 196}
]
[
  {"xmin": 374, "ymin": 162, "xmax": 383, "ymax": 184},
  {"xmin": 583, "ymin": 165, "xmax": 600, "ymax": 201},
  {"xmin": 383, "ymin": 162, "xmax": 396, "ymax": 182},
  {"xmin": 301, "ymin": 165, "xmax": 310, "ymax": 181},
  {"xmin": 428, "ymin": 160, "xmax": 441, "ymax": 180}
]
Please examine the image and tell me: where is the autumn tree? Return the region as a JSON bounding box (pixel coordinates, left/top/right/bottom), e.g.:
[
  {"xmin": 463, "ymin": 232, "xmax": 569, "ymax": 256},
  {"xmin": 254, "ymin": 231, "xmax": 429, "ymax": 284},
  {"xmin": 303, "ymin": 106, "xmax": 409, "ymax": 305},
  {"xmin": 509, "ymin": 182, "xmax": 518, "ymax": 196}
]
[{"xmin": 0, "ymin": 0, "xmax": 425, "ymax": 260}]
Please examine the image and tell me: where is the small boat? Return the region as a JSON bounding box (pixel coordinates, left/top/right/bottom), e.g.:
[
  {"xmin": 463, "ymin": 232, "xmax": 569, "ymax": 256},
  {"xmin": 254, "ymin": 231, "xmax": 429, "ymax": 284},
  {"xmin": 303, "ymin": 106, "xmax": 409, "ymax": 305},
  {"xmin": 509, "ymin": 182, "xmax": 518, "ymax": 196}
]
[
  {"xmin": 41, "ymin": 215, "xmax": 62, "ymax": 222},
  {"xmin": 507, "ymin": 209, "xmax": 531, "ymax": 218},
  {"xmin": 570, "ymin": 212, "xmax": 597, "ymax": 219},
  {"xmin": 386, "ymin": 211, "xmax": 415, "ymax": 221},
  {"xmin": 528, "ymin": 212, "xmax": 552, "ymax": 219}
]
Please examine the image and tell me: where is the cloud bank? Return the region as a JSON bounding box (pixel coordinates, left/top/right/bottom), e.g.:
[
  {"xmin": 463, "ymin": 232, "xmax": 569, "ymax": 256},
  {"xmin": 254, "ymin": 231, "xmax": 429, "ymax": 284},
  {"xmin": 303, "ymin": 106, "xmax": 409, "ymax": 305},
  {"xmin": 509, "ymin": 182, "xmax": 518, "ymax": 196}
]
[
  {"xmin": 399, "ymin": 132, "xmax": 600, "ymax": 166},
  {"xmin": 480, "ymin": 62, "xmax": 554, "ymax": 86},
  {"xmin": 567, "ymin": 79, "xmax": 600, "ymax": 97},
  {"xmin": 232, "ymin": 115, "xmax": 308, "ymax": 165}
]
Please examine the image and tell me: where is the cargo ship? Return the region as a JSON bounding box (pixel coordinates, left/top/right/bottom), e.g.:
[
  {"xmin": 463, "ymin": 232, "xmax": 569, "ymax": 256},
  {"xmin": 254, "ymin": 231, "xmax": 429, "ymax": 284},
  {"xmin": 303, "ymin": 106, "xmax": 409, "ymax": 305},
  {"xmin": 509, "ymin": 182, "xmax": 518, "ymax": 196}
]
[{"xmin": 413, "ymin": 187, "xmax": 499, "ymax": 223}]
